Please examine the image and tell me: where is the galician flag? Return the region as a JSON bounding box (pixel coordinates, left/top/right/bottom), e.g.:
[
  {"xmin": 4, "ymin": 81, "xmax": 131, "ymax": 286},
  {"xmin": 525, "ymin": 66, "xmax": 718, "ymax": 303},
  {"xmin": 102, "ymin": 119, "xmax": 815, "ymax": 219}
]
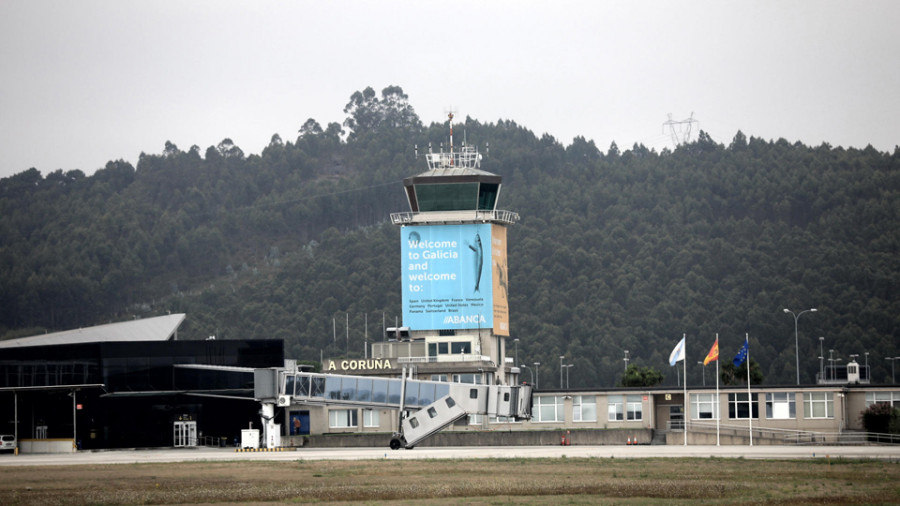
[
  {"xmin": 669, "ymin": 336, "xmax": 686, "ymax": 366},
  {"xmin": 703, "ymin": 337, "xmax": 719, "ymax": 366}
]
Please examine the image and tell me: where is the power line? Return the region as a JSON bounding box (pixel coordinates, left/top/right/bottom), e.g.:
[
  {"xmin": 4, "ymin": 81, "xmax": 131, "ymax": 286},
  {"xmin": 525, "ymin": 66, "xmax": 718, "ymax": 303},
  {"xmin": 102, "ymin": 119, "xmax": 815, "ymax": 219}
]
[
  {"xmin": 247, "ymin": 179, "xmax": 402, "ymax": 211},
  {"xmin": 169, "ymin": 178, "xmax": 404, "ymax": 223}
]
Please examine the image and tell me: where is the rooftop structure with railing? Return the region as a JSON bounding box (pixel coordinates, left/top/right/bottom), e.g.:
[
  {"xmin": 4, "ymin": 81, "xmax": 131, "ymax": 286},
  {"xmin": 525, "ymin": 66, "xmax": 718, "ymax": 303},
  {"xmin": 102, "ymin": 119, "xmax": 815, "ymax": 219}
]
[{"xmin": 424, "ymin": 144, "xmax": 482, "ymax": 171}]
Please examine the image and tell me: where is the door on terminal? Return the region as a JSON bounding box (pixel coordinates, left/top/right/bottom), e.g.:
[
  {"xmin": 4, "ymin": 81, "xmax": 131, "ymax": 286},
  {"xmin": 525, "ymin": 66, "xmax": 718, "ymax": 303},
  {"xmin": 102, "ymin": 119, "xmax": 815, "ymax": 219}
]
[
  {"xmin": 290, "ymin": 411, "xmax": 310, "ymax": 436},
  {"xmin": 173, "ymin": 421, "xmax": 197, "ymax": 447}
]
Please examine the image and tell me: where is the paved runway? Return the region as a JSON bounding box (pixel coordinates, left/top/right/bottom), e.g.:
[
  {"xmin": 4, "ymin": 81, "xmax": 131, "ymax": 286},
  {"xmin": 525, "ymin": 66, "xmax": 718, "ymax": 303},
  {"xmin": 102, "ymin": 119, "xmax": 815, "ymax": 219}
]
[{"xmin": 2, "ymin": 444, "xmax": 899, "ymax": 466}]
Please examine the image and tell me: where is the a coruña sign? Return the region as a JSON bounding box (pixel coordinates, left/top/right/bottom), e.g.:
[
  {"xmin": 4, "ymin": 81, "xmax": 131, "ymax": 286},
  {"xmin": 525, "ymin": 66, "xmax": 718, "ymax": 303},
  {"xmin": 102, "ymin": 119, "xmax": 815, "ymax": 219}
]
[{"xmin": 326, "ymin": 358, "xmax": 395, "ymax": 372}]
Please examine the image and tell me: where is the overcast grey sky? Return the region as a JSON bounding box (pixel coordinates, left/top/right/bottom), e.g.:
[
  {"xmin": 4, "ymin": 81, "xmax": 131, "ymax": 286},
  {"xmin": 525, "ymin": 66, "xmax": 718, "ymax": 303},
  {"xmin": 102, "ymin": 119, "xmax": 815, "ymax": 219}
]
[{"xmin": 2, "ymin": 0, "xmax": 898, "ymax": 179}]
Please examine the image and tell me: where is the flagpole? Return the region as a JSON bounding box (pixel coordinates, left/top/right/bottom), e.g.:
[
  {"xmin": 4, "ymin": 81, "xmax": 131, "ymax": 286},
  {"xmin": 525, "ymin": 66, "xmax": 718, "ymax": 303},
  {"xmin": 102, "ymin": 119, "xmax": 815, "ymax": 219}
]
[
  {"xmin": 669, "ymin": 334, "xmax": 688, "ymax": 446},
  {"xmin": 683, "ymin": 333, "xmax": 687, "ymax": 446},
  {"xmin": 747, "ymin": 333, "xmax": 753, "ymax": 446},
  {"xmin": 715, "ymin": 334, "xmax": 720, "ymax": 446}
]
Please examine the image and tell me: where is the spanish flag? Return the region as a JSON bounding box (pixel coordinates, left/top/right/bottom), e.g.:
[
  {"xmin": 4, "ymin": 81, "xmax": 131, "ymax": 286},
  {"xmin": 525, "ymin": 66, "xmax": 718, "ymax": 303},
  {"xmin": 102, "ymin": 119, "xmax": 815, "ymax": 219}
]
[{"xmin": 703, "ymin": 337, "xmax": 719, "ymax": 365}]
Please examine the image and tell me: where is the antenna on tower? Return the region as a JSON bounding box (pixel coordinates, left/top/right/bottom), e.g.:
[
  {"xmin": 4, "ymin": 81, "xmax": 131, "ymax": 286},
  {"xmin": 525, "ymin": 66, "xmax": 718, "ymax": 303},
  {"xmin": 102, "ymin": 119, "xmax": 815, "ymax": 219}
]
[
  {"xmin": 444, "ymin": 107, "xmax": 457, "ymax": 165},
  {"xmin": 662, "ymin": 112, "xmax": 699, "ymax": 146}
]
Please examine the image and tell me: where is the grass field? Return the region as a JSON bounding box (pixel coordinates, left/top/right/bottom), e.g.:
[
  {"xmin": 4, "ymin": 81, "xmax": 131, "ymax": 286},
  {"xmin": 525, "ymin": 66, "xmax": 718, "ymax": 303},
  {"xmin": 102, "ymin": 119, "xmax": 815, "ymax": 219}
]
[{"xmin": 1, "ymin": 457, "xmax": 898, "ymax": 505}]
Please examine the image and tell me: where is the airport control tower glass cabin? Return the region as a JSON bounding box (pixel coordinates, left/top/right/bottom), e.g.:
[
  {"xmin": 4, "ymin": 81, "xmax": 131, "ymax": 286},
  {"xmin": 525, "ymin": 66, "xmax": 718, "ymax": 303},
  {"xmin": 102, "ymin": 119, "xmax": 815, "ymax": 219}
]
[{"xmin": 378, "ymin": 116, "xmax": 520, "ymax": 387}]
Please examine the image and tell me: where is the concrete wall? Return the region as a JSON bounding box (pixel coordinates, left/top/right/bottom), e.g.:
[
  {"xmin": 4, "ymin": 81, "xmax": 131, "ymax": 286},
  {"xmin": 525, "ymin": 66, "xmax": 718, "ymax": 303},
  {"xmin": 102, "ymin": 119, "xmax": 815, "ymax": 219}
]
[
  {"xmin": 302, "ymin": 428, "xmax": 654, "ymax": 448},
  {"xmin": 19, "ymin": 438, "xmax": 75, "ymax": 454}
]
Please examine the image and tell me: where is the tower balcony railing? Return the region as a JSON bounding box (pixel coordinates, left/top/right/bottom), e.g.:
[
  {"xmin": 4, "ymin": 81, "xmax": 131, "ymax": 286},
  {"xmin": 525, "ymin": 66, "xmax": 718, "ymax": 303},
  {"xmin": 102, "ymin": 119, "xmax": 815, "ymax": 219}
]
[
  {"xmin": 398, "ymin": 354, "xmax": 493, "ymax": 365},
  {"xmin": 391, "ymin": 209, "xmax": 519, "ymax": 225}
]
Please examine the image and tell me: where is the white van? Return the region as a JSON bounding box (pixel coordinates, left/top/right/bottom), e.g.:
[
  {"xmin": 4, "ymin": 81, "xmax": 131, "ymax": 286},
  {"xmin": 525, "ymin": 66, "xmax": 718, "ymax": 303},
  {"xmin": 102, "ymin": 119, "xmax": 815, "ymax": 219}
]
[{"xmin": 0, "ymin": 434, "xmax": 16, "ymax": 452}]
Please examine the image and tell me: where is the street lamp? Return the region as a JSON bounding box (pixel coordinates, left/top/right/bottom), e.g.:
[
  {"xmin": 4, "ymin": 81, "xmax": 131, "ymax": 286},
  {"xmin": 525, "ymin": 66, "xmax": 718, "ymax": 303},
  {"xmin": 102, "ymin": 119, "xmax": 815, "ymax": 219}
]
[
  {"xmin": 533, "ymin": 362, "xmax": 541, "ymax": 390},
  {"xmin": 864, "ymin": 352, "xmax": 869, "ymax": 382},
  {"xmin": 564, "ymin": 364, "xmax": 574, "ymax": 389},
  {"xmin": 828, "ymin": 350, "xmax": 842, "ymax": 382},
  {"xmin": 784, "ymin": 307, "xmax": 817, "ymax": 385},
  {"xmin": 888, "ymin": 357, "xmax": 900, "ymax": 384},
  {"xmin": 818, "ymin": 337, "xmax": 825, "ymax": 383},
  {"xmin": 698, "ymin": 361, "xmax": 706, "ymax": 386},
  {"xmin": 560, "ymin": 356, "xmax": 565, "ymax": 389},
  {"xmin": 513, "ymin": 338, "xmax": 519, "ymax": 365},
  {"xmin": 519, "ymin": 364, "xmax": 533, "ymax": 385},
  {"xmin": 624, "ymin": 350, "xmax": 629, "ymax": 371},
  {"xmin": 828, "ymin": 349, "xmax": 835, "ymax": 381}
]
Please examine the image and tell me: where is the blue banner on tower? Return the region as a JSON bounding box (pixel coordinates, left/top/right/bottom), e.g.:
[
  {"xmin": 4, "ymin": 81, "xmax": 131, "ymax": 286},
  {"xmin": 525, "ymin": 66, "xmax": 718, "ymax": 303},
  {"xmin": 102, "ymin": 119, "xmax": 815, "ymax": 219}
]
[{"xmin": 401, "ymin": 224, "xmax": 496, "ymax": 332}]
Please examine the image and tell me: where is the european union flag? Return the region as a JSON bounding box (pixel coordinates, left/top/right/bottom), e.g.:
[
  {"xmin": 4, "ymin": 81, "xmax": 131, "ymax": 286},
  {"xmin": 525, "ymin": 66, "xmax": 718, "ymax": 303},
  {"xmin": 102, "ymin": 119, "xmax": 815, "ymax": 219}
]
[{"xmin": 733, "ymin": 337, "xmax": 749, "ymax": 367}]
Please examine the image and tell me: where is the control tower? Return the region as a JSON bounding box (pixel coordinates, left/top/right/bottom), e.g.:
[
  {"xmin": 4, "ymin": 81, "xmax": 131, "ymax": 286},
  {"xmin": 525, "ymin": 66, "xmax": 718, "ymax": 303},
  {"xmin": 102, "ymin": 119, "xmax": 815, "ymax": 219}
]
[{"xmin": 382, "ymin": 113, "xmax": 520, "ymax": 386}]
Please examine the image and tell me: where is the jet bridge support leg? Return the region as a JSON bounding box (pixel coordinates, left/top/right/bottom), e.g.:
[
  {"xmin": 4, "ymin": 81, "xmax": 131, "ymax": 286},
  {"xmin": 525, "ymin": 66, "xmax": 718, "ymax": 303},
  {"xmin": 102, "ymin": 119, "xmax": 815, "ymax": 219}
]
[{"xmin": 260, "ymin": 403, "xmax": 281, "ymax": 449}]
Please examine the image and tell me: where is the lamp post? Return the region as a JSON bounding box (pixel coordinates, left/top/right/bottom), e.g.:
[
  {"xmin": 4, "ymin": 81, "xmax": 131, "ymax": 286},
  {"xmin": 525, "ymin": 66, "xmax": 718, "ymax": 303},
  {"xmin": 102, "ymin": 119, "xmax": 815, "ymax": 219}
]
[
  {"xmin": 533, "ymin": 362, "xmax": 541, "ymax": 390},
  {"xmin": 888, "ymin": 357, "xmax": 900, "ymax": 384},
  {"xmin": 513, "ymin": 338, "xmax": 519, "ymax": 365},
  {"xmin": 864, "ymin": 352, "xmax": 869, "ymax": 382},
  {"xmin": 828, "ymin": 349, "xmax": 835, "ymax": 381},
  {"xmin": 71, "ymin": 389, "xmax": 77, "ymax": 450},
  {"xmin": 560, "ymin": 356, "xmax": 565, "ymax": 389},
  {"xmin": 624, "ymin": 350, "xmax": 629, "ymax": 371},
  {"xmin": 698, "ymin": 361, "xmax": 706, "ymax": 386},
  {"xmin": 784, "ymin": 307, "xmax": 817, "ymax": 385},
  {"xmin": 519, "ymin": 364, "xmax": 533, "ymax": 385},
  {"xmin": 564, "ymin": 364, "xmax": 574, "ymax": 389},
  {"xmin": 828, "ymin": 350, "xmax": 842, "ymax": 382},
  {"xmin": 818, "ymin": 337, "xmax": 825, "ymax": 383}
]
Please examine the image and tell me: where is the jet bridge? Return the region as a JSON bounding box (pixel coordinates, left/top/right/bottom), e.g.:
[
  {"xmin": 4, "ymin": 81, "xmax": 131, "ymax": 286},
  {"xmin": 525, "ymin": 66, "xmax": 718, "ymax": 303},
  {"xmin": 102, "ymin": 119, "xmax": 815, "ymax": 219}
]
[{"xmin": 254, "ymin": 367, "xmax": 532, "ymax": 449}]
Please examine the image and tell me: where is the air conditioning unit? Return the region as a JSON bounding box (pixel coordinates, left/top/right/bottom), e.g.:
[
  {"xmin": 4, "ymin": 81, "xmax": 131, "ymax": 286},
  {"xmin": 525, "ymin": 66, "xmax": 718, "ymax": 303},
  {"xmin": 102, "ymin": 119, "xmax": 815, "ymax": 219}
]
[{"xmin": 276, "ymin": 395, "xmax": 292, "ymax": 407}]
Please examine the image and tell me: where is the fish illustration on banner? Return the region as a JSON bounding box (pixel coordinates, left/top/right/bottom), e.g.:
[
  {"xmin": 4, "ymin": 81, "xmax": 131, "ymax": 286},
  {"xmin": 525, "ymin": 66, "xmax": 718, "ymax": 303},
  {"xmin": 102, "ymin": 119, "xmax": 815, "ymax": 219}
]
[{"xmin": 468, "ymin": 233, "xmax": 483, "ymax": 293}]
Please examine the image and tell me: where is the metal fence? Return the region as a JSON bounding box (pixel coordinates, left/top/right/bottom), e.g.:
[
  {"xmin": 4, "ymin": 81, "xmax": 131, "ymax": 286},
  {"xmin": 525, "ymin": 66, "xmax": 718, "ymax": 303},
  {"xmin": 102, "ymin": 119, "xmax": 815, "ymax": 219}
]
[{"xmin": 667, "ymin": 420, "xmax": 900, "ymax": 445}]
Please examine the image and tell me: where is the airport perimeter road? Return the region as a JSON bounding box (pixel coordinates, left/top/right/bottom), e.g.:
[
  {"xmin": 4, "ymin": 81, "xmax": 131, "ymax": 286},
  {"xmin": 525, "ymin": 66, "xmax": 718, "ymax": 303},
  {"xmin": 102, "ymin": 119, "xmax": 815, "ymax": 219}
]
[{"xmin": 2, "ymin": 444, "xmax": 900, "ymax": 466}]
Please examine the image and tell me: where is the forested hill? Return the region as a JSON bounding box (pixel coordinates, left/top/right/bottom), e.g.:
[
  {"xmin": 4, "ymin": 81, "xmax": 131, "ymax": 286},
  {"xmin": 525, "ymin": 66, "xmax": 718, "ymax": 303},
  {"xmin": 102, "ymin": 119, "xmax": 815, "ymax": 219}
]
[{"xmin": 1, "ymin": 86, "xmax": 898, "ymax": 388}]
